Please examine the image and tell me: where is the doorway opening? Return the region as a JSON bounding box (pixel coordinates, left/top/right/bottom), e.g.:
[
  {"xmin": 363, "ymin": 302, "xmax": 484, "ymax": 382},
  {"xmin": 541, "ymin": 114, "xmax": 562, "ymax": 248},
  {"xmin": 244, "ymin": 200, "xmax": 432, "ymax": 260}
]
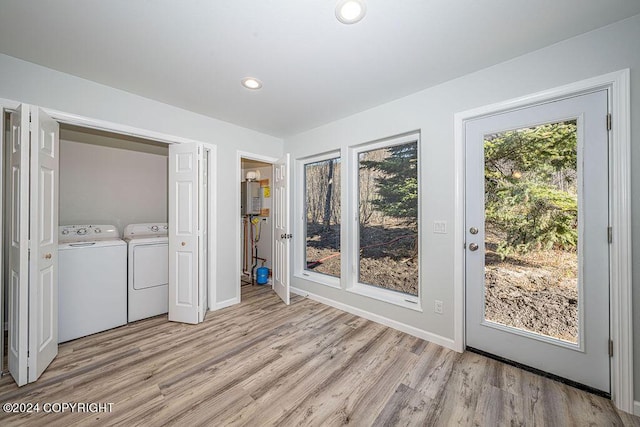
[
  {"xmin": 240, "ymin": 157, "xmax": 274, "ymax": 289},
  {"xmin": 453, "ymin": 71, "xmax": 632, "ymax": 412},
  {"xmin": 464, "ymin": 90, "xmax": 610, "ymax": 393}
]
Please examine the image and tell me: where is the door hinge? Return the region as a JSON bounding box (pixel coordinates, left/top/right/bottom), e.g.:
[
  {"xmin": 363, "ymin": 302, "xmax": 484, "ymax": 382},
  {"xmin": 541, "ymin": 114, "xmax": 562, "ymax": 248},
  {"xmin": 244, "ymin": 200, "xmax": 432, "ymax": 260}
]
[
  {"xmin": 607, "ymin": 226, "xmax": 613, "ymax": 244},
  {"xmin": 609, "ymin": 339, "xmax": 614, "ymax": 357},
  {"xmin": 606, "ymin": 113, "xmax": 612, "ymax": 131}
]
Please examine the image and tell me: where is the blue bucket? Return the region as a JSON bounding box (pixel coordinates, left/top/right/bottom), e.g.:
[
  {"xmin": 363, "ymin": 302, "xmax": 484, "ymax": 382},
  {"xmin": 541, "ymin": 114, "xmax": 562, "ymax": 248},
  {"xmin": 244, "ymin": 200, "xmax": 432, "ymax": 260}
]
[{"xmin": 256, "ymin": 267, "xmax": 269, "ymax": 285}]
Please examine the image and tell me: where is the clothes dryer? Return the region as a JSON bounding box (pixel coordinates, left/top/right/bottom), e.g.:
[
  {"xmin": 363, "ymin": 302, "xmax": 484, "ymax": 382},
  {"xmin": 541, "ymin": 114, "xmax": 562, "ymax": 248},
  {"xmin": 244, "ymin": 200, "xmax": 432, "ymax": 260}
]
[{"xmin": 124, "ymin": 223, "xmax": 169, "ymax": 321}]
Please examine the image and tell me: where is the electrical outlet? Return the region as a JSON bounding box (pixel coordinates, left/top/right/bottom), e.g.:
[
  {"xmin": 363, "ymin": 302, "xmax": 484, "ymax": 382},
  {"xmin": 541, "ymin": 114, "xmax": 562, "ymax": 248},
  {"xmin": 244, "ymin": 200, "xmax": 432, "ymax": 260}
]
[{"xmin": 434, "ymin": 300, "xmax": 443, "ymax": 314}]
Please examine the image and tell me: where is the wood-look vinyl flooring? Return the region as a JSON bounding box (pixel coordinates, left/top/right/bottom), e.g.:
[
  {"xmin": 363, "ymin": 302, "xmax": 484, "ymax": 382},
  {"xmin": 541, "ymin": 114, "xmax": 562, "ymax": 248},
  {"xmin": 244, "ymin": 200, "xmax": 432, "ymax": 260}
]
[{"xmin": 0, "ymin": 285, "xmax": 637, "ymax": 426}]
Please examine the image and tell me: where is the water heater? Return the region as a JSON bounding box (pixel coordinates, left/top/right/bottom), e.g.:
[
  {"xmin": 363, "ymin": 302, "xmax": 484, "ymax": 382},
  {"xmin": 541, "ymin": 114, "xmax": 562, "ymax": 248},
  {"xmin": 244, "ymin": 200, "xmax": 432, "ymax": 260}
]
[{"xmin": 241, "ymin": 181, "xmax": 261, "ymax": 215}]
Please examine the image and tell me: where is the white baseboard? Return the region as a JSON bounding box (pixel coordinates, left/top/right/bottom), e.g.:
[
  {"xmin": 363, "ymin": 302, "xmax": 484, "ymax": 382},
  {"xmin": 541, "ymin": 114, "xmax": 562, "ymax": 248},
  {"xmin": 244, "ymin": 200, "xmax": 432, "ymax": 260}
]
[
  {"xmin": 212, "ymin": 296, "xmax": 240, "ymax": 311},
  {"xmin": 291, "ymin": 286, "xmax": 456, "ymax": 351},
  {"xmin": 634, "ymin": 400, "xmax": 640, "ymax": 416}
]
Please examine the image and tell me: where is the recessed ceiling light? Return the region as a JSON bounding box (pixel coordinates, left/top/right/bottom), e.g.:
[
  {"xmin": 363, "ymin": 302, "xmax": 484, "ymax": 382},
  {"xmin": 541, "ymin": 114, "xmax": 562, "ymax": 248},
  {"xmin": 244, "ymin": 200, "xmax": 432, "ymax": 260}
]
[
  {"xmin": 336, "ymin": 0, "xmax": 366, "ymax": 24},
  {"xmin": 241, "ymin": 77, "xmax": 262, "ymax": 90}
]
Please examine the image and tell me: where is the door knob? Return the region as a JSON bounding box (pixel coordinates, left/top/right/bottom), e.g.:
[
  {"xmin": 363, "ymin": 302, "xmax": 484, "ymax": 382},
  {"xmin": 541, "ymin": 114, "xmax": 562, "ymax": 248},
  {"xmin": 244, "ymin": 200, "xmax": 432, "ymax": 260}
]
[
  {"xmin": 469, "ymin": 227, "xmax": 479, "ymax": 235},
  {"xmin": 44, "ymin": 253, "xmax": 52, "ymax": 259},
  {"xmin": 468, "ymin": 243, "xmax": 479, "ymax": 251},
  {"xmin": 181, "ymin": 242, "xmax": 186, "ymax": 246}
]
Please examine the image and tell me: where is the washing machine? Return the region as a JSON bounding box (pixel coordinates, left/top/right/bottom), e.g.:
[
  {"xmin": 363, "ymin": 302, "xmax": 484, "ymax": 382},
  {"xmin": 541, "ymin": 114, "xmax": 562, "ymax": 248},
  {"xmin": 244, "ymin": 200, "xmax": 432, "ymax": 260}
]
[
  {"xmin": 124, "ymin": 223, "xmax": 169, "ymax": 322},
  {"xmin": 58, "ymin": 224, "xmax": 127, "ymax": 343}
]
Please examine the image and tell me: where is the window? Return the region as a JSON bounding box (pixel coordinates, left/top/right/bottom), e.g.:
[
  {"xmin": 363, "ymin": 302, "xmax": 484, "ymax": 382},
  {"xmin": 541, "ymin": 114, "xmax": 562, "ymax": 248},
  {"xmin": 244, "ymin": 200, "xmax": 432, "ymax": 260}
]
[
  {"xmin": 354, "ymin": 134, "xmax": 419, "ymax": 300},
  {"xmin": 296, "ymin": 133, "xmax": 420, "ymax": 308},
  {"xmin": 303, "ymin": 155, "xmax": 341, "ymax": 280}
]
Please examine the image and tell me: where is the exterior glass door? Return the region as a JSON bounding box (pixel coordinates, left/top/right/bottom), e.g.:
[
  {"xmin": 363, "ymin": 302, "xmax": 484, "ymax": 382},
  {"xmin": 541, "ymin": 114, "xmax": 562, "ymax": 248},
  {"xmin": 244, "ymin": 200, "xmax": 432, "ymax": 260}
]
[{"xmin": 465, "ymin": 90, "xmax": 610, "ymax": 393}]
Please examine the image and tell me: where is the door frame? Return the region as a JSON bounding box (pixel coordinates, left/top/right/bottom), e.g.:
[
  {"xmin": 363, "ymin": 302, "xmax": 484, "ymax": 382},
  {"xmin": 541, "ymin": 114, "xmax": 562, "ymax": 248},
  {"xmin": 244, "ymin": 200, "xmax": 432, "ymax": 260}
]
[
  {"xmin": 453, "ymin": 69, "xmax": 632, "ymax": 412},
  {"xmin": 235, "ymin": 151, "xmax": 278, "ymax": 305}
]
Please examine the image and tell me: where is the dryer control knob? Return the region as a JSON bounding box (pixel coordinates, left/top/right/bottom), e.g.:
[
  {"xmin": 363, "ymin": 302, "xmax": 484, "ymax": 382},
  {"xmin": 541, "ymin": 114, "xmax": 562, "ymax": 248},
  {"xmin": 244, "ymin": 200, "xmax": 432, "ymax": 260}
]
[
  {"xmin": 77, "ymin": 228, "xmax": 87, "ymax": 235},
  {"xmin": 94, "ymin": 228, "xmax": 101, "ymax": 233},
  {"xmin": 62, "ymin": 229, "xmax": 69, "ymax": 235},
  {"xmin": 151, "ymin": 225, "xmax": 159, "ymax": 232}
]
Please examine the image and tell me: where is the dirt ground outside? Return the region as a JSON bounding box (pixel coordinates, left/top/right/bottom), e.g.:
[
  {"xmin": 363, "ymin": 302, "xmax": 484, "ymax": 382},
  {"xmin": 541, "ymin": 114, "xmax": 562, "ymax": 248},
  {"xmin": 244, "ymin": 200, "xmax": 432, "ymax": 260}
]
[
  {"xmin": 306, "ymin": 223, "xmax": 579, "ymax": 343},
  {"xmin": 305, "ymin": 222, "xmax": 418, "ymax": 296},
  {"xmin": 484, "ymin": 229, "xmax": 579, "ymax": 343}
]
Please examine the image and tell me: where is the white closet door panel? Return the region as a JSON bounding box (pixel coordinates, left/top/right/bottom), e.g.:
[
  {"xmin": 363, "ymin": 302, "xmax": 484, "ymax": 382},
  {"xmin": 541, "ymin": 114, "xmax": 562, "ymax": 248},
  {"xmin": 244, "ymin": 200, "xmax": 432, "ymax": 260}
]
[
  {"xmin": 8, "ymin": 104, "xmax": 29, "ymax": 386},
  {"xmin": 169, "ymin": 143, "xmax": 200, "ymax": 324},
  {"xmin": 28, "ymin": 107, "xmax": 59, "ymax": 382},
  {"xmin": 273, "ymin": 154, "xmax": 290, "ymax": 305}
]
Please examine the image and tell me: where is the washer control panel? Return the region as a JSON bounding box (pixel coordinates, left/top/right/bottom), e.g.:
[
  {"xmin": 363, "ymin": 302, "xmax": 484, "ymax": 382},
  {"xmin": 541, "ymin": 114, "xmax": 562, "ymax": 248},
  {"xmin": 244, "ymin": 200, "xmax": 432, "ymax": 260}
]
[
  {"xmin": 123, "ymin": 223, "xmax": 168, "ymax": 238},
  {"xmin": 59, "ymin": 225, "xmax": 120, "ymax": 242}
]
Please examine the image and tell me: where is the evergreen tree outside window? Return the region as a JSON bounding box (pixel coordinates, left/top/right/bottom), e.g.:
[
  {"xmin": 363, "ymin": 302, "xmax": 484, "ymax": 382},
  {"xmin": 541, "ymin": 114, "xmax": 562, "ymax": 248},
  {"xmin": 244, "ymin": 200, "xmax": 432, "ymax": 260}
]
[{"xmin": 357, "ymin": 138, "xmax": 419, "ymax": 297}]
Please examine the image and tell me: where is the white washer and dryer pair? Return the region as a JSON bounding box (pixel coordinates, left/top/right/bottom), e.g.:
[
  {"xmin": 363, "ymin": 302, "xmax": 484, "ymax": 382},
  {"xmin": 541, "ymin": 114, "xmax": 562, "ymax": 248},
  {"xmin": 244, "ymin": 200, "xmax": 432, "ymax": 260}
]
[{"xmin": 124, "ymin": 223, "xmax": 169, "ymax": 322}]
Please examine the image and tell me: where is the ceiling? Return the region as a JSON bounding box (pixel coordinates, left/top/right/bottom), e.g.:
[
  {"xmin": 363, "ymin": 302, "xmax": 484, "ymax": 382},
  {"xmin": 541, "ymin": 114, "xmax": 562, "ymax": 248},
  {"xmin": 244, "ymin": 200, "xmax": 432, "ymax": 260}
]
[{"xmin": 1, "ymin": 1, "xmax": 639, "ymax": 138}]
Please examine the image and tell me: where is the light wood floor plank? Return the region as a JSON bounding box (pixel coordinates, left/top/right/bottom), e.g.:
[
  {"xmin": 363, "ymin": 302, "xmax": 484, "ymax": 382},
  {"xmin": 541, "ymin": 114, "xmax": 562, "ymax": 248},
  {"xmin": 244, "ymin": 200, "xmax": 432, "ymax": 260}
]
[
  {"xmin": 472, "ymin": 383, "xmax": 529, "ymax": 427},
  {"xmin": 0, "ymin": 285, "xmax": 636, "ymax": 426},
  {"xmin": 373, "ymin": 383, "xmax": 433, "ymax": 427}
]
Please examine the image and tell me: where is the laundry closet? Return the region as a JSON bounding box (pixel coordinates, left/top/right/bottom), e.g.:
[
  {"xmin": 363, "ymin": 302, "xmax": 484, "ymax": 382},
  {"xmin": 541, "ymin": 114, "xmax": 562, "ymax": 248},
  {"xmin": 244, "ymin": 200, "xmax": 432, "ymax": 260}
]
[
  {"xmin": 2, "ymin": 121, "xmax": 170, "ymax": 349},
  {"xmin": 1, "ymin": 105, "xmax": 214, "ymax": 386},
  {"xmin": 57, "ymin": 125, "xmax": 170, "ymax": 341}
]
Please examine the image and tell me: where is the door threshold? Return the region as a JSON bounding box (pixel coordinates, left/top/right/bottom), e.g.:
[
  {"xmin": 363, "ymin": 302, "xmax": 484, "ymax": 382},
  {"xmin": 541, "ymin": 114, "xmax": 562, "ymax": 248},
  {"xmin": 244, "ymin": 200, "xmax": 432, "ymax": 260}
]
[{"xmin": 466, "ymin": 346, "xmax": 610, "ymax": 399}]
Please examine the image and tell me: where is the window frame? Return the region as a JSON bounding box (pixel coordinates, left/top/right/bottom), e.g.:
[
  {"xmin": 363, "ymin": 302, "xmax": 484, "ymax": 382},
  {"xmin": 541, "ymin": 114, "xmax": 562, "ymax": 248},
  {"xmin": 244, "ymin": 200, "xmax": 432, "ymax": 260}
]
[
  {"xmin": 347, "ymin": 132, "xmax": 422, "ymax": 311},
  {"xmin": 294, "ymin": 150, "xmax": 343, "ymax": 289}
]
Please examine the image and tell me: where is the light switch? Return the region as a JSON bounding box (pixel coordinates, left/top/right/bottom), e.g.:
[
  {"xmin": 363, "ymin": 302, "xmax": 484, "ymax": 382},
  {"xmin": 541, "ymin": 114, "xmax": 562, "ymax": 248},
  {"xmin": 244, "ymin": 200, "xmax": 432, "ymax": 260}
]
[{"xmin": 433, "ymin": 221, "xmax": 447, "ymax": 234}]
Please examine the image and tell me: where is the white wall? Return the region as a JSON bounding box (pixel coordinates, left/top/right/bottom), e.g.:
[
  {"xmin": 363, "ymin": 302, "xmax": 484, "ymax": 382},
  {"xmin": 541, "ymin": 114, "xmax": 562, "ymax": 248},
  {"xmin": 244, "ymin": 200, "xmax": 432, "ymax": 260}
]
[
  {"xmin": 60, "ymin": 133, "xmax": 168, "ymax": 234},
  {"xmin": 0, "ymin": 53, "xmax": 283, "ymax": 307},
  {"xmin": 285, "ymin": 15, "xmax": 640, "ymax": 399}
]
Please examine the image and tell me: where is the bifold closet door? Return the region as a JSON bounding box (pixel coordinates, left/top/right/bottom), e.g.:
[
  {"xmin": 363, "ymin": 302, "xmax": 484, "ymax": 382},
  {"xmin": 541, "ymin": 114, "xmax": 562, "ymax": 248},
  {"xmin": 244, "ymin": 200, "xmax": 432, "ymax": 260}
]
[
  {"xmin": 8, "ymin": 104, "xmax": 29, "ymax": 386},
  {"xmin": 8, "ymin": 105, "xmax": 59, "ymax": 386},
  {"xmin": 168, "ymin": 142, "xmax": 200, "ymax": 324}
]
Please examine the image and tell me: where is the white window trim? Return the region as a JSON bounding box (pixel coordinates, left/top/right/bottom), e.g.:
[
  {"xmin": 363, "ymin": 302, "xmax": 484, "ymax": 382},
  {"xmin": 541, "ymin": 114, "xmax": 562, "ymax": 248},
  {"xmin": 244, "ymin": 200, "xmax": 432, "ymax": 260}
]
[
  {"xmin": 347, "ymin": 132, "xmax": 422, "ymax": 311},
  {"xmin": 294, "ymin": 150, "xmax": 342, "ymax": 289},
  {"xmin": 453, "ymin": 70, "xmax": 633, "ymax": 414}
]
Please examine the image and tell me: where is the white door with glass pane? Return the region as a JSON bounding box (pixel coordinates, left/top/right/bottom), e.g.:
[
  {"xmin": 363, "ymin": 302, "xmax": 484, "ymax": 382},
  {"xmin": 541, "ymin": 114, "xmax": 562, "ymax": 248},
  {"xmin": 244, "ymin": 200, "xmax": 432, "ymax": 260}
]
[{"xmin": 465, "ymin": 90, "xmax": 610, "ymax": 392}]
